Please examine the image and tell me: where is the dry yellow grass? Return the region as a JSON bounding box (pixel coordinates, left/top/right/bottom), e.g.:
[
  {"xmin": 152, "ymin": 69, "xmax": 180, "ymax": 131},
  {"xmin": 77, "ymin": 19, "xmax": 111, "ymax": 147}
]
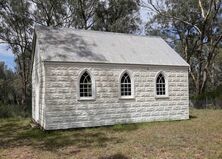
[{"xmin": 0, "ymin": 109, "xmax": 222, "ymax": 159}]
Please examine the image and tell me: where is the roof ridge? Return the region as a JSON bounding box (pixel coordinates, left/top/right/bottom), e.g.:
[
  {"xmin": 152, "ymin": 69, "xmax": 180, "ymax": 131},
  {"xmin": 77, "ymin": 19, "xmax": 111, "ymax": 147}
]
[{"xmin": 35, "ymin": 25, "xmax": 162, "ymax": 39}]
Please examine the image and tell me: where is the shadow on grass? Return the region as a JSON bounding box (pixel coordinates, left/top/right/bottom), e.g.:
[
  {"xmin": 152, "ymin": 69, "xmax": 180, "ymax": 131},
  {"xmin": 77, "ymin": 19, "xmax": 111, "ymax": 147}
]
[
  {"xmin": 0, "ymin": 119, "xmax": 124, "ymax": 154},
  {"xmin": 189, "ymin": 115, "xmax": 197, "ymax": 119},
  {"xmin": 105, "ymin": 123, "xmax": 139, "ymax": 132},
  {"xmin": 99, "ymin": 153, "xmax": 129, "ymax": 159}
]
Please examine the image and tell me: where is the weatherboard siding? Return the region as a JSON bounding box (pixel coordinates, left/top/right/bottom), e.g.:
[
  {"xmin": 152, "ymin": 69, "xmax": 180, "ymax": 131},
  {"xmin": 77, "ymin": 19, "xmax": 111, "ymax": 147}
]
[{"xmin": 43, "ymin": 62, "xmax": 189, "ymax": 130}]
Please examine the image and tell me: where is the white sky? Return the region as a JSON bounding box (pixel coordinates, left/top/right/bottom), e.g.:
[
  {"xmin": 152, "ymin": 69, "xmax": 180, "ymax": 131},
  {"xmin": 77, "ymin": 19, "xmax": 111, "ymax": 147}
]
[{"xmin": 0, "ymin": 44, "xmax": 14, "ymax": 57}]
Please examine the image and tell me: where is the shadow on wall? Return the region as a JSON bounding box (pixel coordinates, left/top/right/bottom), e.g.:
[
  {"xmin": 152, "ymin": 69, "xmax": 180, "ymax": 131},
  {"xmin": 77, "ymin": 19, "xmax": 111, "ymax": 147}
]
[{"xmin": 39, "ymin": 28, "xmax": 107, "ymax": 62}]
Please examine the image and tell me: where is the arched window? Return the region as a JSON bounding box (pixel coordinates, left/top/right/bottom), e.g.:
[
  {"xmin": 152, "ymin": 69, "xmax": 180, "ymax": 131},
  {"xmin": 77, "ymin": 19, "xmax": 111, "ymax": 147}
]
[
  {"xmin": 156, "ymin": 73, "xmax": 166, "ymax": 95},
  {"xmin": 79, "ymin": 71, "xmax": 92, "ymax": 97},
  {"xmin": 120, "ymin": 72, "xmax": 131, "ymax": 96}
]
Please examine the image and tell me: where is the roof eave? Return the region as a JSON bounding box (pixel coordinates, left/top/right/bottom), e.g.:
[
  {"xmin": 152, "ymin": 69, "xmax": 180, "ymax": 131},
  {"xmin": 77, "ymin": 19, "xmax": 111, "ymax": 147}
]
[{"xmin": 43, "ymin": 60, "xmax": 190, "ymax": 68}]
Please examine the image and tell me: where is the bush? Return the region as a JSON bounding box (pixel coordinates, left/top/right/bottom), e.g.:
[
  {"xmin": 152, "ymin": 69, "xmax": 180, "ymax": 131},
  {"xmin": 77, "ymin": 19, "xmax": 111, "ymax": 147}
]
[
  {"xmin": 0, "ymin": 103, "xmax": 31, "ymax": 118},
  {"xmin": 191, "ymin": 85, "xmax": 222, "ymax": 109}
]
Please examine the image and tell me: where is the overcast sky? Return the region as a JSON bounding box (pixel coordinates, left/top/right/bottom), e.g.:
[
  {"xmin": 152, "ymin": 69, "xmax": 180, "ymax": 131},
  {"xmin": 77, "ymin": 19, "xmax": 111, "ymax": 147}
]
[{"xmin": 0, "ymin": 5, "xmax": 150, "ymax": 70}]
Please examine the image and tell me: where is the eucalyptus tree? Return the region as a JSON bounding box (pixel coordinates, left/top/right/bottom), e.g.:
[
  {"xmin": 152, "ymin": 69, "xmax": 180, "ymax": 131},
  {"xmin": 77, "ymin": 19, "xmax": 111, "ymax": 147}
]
[
  {"xmin": 67, "ymin": 0, "xmax": 100, "ymax": 29},
  {"xmin": 93, "ymin": 0, "xmax": 141, "ymax": 33},
  {"xmin": 31, "ymin": 0, "xmax": 70, "ymax": 27},
  {"xmin": 31, "ymin": 0, "xmax": 101, "ymax": 29},
  {"xmin": 0, "ymin": 0, "xmax": 33, "ymax": 107},
  {"xmin": 144, "ymin": 0, "xmax": 222, "ymax": 97}
]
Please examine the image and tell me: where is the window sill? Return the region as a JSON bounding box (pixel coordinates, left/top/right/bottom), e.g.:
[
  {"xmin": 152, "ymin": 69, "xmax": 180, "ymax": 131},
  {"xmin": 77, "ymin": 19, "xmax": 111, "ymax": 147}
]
[
  {"xmin": 155, "ymin": 95, "xmax": 169, "ymax": 99},
  {"xmin": 119, "ymin": 96, "xmax": 135, "ymax": 100},
  {"xmin": 78, "ymin": 97, "xmax": 96, "ymax": 101}
]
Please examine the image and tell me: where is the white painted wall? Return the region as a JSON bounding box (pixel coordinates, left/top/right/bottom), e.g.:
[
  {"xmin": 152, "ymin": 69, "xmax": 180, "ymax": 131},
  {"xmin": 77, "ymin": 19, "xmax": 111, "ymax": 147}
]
[
  {"xmin": 42, "ymin": 62, "xmax": 189, "ymax": 130},
  {"xmin": 32, "ymin": 38, "xmax": 45, "ymax": 125}
]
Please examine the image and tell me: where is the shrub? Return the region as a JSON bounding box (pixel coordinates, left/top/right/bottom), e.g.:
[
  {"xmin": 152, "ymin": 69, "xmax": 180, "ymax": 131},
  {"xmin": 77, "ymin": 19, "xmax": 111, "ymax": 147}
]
[
  {"xmin": 0, "ymin": 103, "xmax": 31, "ymax": 118},
  {"xmin": 191, "ymin": 85, "xmax": 222, "ymax": 109}
]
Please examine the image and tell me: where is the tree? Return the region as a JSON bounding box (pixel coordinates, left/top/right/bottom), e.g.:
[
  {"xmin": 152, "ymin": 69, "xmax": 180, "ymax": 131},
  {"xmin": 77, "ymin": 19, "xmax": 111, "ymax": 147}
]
[
  {"xmin": 31, "ymin": 0, "xmax": 70, "ymax": 27},
  {"xmin": 68, "ymin": 0, "xmax": 100, "ymax": 29},
  {"xmin": 0, "ymin": 0, "xmax": 33, "ymax": 107},
  {"xmin": 93, "ymin": 0, "xmax": 141, "ymax": 33},
  {"xmin": 0, "ymin": 62, "xmax": 19, "ymax": 105},
  {"xmin": 213, "ymin": 48, "xmax": 222, "ymax": 86},
  {"xmin": 144, "ymin": 0, "xmax": 222, "ymax": 97},
  {"xmin": 32, "ymin": 0, "xmax": 100, "ymax": 29}
]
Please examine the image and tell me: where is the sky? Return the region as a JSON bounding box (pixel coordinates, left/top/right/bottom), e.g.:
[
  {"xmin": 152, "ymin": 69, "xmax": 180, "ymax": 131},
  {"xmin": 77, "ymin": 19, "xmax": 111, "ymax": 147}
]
[
  {"xmin": 0, "ymin": 5, "xmax": 150, "ymax": 71},
  {"xmin": 0, "ymin": 43, "xmax": 15, "ymax": 70}
]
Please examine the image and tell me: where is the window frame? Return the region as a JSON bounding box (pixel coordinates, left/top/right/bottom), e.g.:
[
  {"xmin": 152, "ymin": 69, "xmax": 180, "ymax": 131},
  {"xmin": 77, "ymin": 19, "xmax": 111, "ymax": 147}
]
[
  {"xmin": 119, "ymin": 70, "xmax": 135, "ymax": 99},
  {"xmin": 77, "ymin": 69, "xmax": 96, "ymax": 101},
  {"xmin": 155, "ymin": 71, "xmax": 169, "ymax": 98}
]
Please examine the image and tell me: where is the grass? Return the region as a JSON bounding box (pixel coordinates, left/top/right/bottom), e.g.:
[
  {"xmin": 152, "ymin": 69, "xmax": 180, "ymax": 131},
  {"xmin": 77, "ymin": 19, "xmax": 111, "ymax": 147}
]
[{"xmin": 0, "ymin": 109, "xmax": 222, "ymax": 159}]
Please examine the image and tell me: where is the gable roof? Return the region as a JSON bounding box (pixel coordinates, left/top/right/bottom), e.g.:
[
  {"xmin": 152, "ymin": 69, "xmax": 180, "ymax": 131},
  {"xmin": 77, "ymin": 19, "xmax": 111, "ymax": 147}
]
[{"xmin": 35, "ymin": 26, "xmax": 189, "ymax": 67}]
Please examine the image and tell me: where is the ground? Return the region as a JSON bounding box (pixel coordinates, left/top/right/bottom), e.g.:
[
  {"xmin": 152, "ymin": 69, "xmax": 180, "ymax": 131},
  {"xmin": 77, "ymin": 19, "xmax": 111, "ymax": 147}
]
[{"xmin": 0, "ymin": 109, "xmax": 222, "ymax": 159}]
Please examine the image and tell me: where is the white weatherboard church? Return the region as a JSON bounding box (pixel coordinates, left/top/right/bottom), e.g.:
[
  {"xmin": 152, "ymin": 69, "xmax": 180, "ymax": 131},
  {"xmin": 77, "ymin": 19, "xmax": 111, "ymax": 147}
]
[{"xmin": 32, "ymin": 26, "xmax": 189, "ymax": 130}]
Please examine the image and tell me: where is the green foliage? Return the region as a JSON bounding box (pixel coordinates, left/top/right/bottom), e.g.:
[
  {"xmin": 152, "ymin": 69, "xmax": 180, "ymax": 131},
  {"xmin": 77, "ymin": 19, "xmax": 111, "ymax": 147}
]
[
  {"xmin": 0, "ymin": 62, "xmax": 31, "ymax": 116},
  {"xmin": 191, "ymin": 84, "xmax": 222, "ymax": 109},
  {"xmin": 67, "ymin": 0, "xmax": 100, "ymax": 29},
  {"xmin": 0, "ymin": 62, "xmax": 18, "ymax": 104},
  {"xmin": 192, "ymin": 85, "xmax": 222, "ymax": 100},
  {"xmin": 32, "ymin": 0, "xmax": 69, "ymax": 27},
  {"xmin": 93, "ymin": 0, "xmax": 141, "ymax": 33},
  {"xmin": 0, "ymin": 103, "xmax": 31, "ymax": 118}
]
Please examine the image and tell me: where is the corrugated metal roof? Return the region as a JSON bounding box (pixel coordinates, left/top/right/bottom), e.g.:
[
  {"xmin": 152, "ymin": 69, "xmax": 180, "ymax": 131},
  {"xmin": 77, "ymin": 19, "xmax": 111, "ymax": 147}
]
[{"xmin": 35, "ymin": 26, "xmax": 189, "ymax": 67}]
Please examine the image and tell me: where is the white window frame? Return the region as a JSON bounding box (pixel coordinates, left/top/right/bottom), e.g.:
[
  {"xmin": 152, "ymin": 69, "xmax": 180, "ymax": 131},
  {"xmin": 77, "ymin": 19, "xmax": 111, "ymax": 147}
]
[
  {"xmin": 119, "ymin": 70, "xmax": 135, "ymax": 99},
  {"xmin": 77, "ymin": 69, "xmax": 96, "ymax": 101},
  {"xmin": 155, "ymin": 71, "xmax": 169, "ymax": 98}
]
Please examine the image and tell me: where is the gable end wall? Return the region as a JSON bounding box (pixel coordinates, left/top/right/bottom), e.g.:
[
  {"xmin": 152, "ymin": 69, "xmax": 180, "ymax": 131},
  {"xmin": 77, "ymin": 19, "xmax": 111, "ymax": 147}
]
[{"xmin": 32, "ymin": 38, "xmax": 46, "ymax": 128}]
